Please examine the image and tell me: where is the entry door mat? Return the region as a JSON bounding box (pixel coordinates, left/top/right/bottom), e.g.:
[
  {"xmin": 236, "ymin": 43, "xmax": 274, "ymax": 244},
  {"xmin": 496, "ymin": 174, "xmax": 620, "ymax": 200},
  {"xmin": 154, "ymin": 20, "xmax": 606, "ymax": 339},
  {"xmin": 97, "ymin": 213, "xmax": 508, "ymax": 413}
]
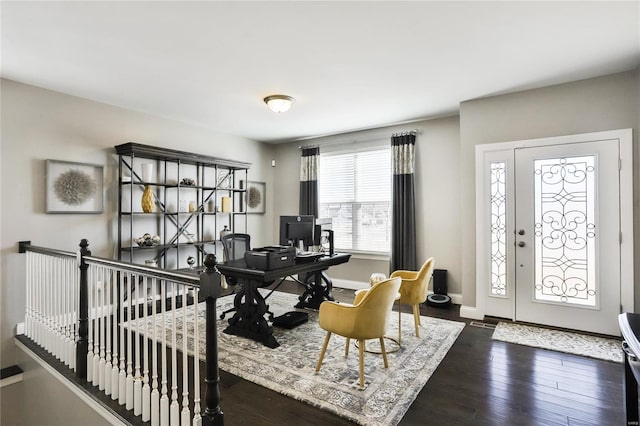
[
  {"xmin": 130, "ymin": 290, "xmax": 465, "ymax": 426},
  {"xmin": 492, "ymin": 322, "xmax": 623, "ymax": 363}
]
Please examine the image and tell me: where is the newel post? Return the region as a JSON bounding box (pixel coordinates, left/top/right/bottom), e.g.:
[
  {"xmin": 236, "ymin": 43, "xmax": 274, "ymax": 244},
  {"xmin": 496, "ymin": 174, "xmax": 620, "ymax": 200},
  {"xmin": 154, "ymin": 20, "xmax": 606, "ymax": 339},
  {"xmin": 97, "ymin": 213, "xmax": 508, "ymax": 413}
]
[
  {"xmin": 200, "ymin": 254, "xmax": 224, "ymax": 426},
  {"xmin": 76, "ymin": 239, "xmax": 91, "ymax": 379}
]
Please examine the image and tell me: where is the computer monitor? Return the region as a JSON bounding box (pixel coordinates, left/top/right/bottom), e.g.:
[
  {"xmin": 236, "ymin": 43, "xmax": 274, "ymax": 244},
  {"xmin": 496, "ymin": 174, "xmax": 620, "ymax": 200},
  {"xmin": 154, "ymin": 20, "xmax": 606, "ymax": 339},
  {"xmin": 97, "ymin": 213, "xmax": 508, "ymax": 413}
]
[{"xmin": 279, "ymin": 215, "xmax": 315, "ymax": 249}]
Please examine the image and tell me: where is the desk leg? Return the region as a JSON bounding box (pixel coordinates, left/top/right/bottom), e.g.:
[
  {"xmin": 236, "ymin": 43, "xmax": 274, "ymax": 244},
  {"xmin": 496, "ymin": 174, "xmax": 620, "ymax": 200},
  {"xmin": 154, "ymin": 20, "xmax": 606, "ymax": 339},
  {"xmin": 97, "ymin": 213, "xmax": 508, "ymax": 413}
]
[
  {"xmin": 223, "ymin": 278, "xmax": 279, "ymax": 349},
  {"xmin": 296, "ymin": 270, "xmax": 334, "ymax": 310}
]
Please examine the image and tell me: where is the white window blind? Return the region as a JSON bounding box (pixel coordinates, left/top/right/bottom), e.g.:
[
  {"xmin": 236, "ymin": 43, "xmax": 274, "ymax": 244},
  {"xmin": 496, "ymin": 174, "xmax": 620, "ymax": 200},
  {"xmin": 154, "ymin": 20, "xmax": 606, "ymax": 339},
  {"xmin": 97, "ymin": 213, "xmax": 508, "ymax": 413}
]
[{"xmin": 318, "ymin": 147, "xmax": 391, "ymax": 254}]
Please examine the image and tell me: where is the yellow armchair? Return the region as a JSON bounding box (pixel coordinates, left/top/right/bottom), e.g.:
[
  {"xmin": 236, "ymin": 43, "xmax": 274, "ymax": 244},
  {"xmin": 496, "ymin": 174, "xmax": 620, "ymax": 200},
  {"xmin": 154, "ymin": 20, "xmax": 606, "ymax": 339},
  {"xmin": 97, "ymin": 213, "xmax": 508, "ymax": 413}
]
[
  {"xmin": 391, "ymin": 257, "xmax": 434, "ymax": 342},
  {"xmin": 315, "ymin": 277, "xmax": 401, "ymax": 388}
]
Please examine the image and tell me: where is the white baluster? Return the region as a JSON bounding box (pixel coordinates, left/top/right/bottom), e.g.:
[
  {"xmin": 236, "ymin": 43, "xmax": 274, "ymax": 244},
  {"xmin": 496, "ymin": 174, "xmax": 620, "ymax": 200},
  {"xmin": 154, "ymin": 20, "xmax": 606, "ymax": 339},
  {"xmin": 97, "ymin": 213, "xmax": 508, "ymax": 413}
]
[
  {"xmin": 134, "ymin": 271, "xmax": 142, "ymax": 416},
  {"xmin": 181, "ymin": 285, "xmax": 191, "ymax": 425},
  {"xmin": 57, "ymin": 258, "xmax": 64, "ymax": 363},
  {"xmin": 63, "ymin": 258, "xmax": 70, "ymax": 366},
  {"xmin": 70, "ymin": 258, "xmax": 77, "ymax": 372},
  {"xmin": 160, "ymin": 281, "xmax": 169, "ymax": 426},
  {"xmin": 54, "ymin": 260, "xmax": 61, "ymax": 360},
  {"xmin": 170, "ymin": 282, "xmax": 179, "ymax": 426},
  {"xmin": 118, "ymin": 271, "xmax": 127, "ymax": 405},
  {"xmin": 126, "ymin": 273, "xmax": 135, "ymax": 410},
  {"xmin": 25, "ymin": 252, "xmax": 32, "ymax": 339},
  {"xmin": 99, "ymin": 267, "xmax": 107, "ymax": 391},
  {"xmin": 92, "ymin": 266, "xmax": 101, "ymax": 386},
  {"xmin": 142, "ymin": 276, "xmax": 151, "ymax": 422},
  {"xmin": 87, "ymin": 264, "xmax": 94, "ymax": 383},
  {"xmin": 151, "ymin": 277, "xmax": 160, "ymax": 426},
  {"xmin": 105, "ymin": 268, "xmax": 113, "ymax": 396},
  {"xmin": 46, "ymin": 256, "xmax": 52, "ymax": 352},
  {"xmin": 38, "ymin": 253, "xmax": 45, "ymax": 347},
  {"xmin": 112, "ymin": 269, "xmax": 120, "ymax": 401},
  {"xmin": 193, "ymin": 287, "xmax": 201, "ymax": 426}
]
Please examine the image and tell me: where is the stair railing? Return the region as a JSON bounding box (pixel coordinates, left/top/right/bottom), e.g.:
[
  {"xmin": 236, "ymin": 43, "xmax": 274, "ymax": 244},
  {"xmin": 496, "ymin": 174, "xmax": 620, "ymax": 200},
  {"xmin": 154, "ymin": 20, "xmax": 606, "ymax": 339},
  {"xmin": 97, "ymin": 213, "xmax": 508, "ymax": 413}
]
[{"xmin": 19, "ymin": 239, "xmax": 225, "ymax": 426}]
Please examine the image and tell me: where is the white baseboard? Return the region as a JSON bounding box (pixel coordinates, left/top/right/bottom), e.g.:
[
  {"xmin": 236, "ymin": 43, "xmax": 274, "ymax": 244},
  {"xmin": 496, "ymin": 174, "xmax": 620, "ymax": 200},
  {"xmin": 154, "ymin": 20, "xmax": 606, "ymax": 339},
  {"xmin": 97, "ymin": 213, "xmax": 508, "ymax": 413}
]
[
  {"xmin": 332, "ymin": 279, "xmax": 462, "ymax": 305},
  {"xmin": 332, "ymin": 278, "xmax": 369, "ymax": 291},
  {"xmin": 460, "ymin": 305, "xmax": 484, "ymax": 320},
  {"xmin": 16, "ymin": 322, "xmax": 24, "ymax": 336},
  {"xmin": 0, "ymin": 372, "xmax": 23, "ymax": 388}
]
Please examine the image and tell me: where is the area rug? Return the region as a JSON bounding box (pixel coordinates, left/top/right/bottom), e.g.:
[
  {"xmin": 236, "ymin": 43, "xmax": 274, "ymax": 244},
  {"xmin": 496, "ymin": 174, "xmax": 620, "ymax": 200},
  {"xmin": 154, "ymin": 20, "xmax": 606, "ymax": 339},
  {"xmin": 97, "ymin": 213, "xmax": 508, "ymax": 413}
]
[
  {"xmin": 127, "ymin": 291, "xmax": 465, "ymax": 425},
  {"xmin": 492, "ymin": 322, "xmax": 623, "ymax": 363}
]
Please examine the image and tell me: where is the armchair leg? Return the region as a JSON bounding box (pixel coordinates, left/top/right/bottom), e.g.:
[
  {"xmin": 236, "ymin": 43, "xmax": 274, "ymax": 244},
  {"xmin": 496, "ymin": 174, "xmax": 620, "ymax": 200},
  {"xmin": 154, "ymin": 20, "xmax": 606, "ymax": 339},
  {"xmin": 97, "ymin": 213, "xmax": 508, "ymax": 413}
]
[
  {"xmin": 412, "ymin": 304, "xmax": 420, "ymax": 337},
  {"xmin": 345, "ymin": 338, "xmax": 350, "ymax": 357},
  {"xmin": 380, "ymin": 337, "xmax": 388, "ymax": 368},
  {"xmin": 316, "ymin": 331, "xmax": 332, "ymax": 372},
  {"xmin": 358, "ymin": 339, "xmax": 365, "ymax": 388},
  {"xmin": 398, "ymin": 303, "xmax": 402, "ymax": 346}
]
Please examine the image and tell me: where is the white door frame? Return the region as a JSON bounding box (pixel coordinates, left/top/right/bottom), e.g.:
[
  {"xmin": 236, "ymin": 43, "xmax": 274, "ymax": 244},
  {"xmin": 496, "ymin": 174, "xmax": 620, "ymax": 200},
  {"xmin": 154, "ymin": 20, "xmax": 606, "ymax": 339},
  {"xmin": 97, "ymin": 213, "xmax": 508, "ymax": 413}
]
[{"xmin": 473, "ymin": 129, "xmax": 634, "ymax": 330}]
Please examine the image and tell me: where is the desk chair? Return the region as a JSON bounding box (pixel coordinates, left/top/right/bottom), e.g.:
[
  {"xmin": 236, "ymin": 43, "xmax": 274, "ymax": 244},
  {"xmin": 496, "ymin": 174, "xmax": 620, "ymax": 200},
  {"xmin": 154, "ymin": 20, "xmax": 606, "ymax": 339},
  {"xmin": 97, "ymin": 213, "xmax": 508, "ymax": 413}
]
[
  {"xmin": 315, "ymin": 276, "xmax": 401, "ymax": 388},
  {"xmin": 221, "ymin": 233, "xmax": 251, "ymax": 265},
  {"xmin": 220, "ymin": 233, "xmax": 251, "ymax": 319},
  {"xmin": 390, "ymin": 257, "xmax": 434, "ymax": 344}
]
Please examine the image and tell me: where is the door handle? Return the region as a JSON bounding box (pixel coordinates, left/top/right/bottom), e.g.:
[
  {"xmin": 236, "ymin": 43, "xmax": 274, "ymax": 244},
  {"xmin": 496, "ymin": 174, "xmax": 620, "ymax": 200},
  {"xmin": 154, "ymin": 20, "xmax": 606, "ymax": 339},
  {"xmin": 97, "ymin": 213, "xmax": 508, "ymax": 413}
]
[{"xmin": 518, "ymin": 241, "xmax": 526, "ymax": 247}]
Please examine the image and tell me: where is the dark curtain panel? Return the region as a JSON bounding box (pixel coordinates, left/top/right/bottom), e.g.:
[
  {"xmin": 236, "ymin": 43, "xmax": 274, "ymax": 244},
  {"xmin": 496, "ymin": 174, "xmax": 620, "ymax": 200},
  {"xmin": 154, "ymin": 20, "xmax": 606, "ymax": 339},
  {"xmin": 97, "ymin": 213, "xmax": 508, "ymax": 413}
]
[
  {"xmin": 390, "ymin": 133, "xmax": 417, "ymax": 273},
  {"xmin": 299, "ymin": 147, "xmax": 319, "ymax": 217}
]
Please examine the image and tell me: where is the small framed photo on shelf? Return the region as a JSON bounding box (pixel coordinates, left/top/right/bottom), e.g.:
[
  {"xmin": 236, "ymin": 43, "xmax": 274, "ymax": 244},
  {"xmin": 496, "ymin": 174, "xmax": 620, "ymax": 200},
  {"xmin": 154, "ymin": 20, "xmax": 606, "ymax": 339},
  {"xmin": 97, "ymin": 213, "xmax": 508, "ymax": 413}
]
[
  {"xmin": 46, "ymin": 160, "xmax": 104, "ymax": 213},
  {"xmin": 216, "ymin": 169, "xmax": 232, "ymax": 189},
  {"xmin": 241, "ymin": 180, "xmax": 266, "ymax": 214}
]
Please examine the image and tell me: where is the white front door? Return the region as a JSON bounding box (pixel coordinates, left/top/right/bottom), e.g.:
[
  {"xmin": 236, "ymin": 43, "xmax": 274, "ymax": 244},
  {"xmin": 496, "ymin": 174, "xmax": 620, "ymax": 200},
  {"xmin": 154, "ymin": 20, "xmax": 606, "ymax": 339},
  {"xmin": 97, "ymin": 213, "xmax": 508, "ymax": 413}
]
[
  {"xmin": 514, "ymin": 140, "xmax": 620, "ymax": 335},
  {"xmin": 475, "ymin": 129, "xmax": 633, "ymax": 336}
]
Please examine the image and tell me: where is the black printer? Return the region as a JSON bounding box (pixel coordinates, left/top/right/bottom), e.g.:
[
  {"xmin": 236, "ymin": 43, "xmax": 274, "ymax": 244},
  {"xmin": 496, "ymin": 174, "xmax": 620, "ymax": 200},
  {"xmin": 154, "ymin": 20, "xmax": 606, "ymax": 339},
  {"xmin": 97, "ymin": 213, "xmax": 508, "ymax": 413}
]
[{"xmin": 244, "ymin": 245, "xmax": 296, "ymax": 270}]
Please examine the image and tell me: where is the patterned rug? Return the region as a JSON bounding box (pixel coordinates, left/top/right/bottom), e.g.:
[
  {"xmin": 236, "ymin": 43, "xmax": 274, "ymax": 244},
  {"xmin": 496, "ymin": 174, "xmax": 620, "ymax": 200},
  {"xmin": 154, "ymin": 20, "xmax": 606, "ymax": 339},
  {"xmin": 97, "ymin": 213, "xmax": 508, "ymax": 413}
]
[
  {"xmin": 492, "ymin": 322, "xmax": 623, "ymax": 363},
  {"xmin": 128, "ymin": 291, "xmax": 465, "ymax": 425}
]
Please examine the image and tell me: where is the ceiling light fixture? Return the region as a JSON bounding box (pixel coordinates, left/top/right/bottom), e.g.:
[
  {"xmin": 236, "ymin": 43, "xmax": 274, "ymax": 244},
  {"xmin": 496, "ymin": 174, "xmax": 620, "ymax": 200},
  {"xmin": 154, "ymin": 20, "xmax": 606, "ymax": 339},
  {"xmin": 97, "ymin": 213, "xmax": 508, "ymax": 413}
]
[{"xmin": 264, "ymin": 95, "xmax": 295, "ymax": 113}]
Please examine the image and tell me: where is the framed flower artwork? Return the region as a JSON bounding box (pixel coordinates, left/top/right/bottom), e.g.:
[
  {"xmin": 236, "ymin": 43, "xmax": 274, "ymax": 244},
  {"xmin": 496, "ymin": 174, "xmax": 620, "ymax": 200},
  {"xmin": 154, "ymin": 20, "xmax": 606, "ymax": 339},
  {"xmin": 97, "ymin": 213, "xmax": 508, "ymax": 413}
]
[
  {"xmin": 46, "ymin": 160, "xmax": 104, "ymax": 213},
  {"xmin": 241, "ymin": 180, "xmax": 265, "ymax": 214}
]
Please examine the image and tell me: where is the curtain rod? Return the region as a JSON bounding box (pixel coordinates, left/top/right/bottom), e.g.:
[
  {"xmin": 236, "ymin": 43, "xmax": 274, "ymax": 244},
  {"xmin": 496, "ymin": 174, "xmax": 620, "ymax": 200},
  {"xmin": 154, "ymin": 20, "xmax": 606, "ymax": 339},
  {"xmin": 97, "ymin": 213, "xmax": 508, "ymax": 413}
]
[{"xmin": 298, "ymin": 128, "xmax": 421, "ymax": 149}]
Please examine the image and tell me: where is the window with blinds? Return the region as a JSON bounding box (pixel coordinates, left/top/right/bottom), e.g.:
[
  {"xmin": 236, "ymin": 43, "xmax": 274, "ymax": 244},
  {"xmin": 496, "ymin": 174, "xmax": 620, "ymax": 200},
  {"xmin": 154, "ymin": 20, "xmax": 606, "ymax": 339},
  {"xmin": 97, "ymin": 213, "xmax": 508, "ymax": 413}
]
[{"xmin": 318, "ymin": 147, "xmax": 391, "ymax": 254}]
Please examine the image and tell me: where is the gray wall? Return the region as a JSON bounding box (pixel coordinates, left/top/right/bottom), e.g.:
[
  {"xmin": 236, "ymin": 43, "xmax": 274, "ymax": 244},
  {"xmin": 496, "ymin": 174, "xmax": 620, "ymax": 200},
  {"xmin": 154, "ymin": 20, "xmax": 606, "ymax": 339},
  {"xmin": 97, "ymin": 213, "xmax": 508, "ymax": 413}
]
[
  {"xmin": 459, "ymin": 70, "xmax": 640, "ymax": 308},
  {"xmin": 0, "ymin": 79, "xmax": 276, "ymax": 369},
  {"xmin": 272, "ymin": 116, "xmax": 462, "ymax": 292},
  {"xmin": 1, "ymin": 345, "xmax": 114, "ymax": 425},
  {"xmin": 2, "ymin": 69, "xmax": 638, "ymax": 372}
]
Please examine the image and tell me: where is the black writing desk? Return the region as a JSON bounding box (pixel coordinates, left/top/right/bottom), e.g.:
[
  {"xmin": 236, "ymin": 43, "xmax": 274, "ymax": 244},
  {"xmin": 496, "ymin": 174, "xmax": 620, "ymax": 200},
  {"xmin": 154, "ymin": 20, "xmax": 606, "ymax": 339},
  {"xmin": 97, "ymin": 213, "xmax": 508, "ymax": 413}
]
[{"xmin": 216, "ymin": 253, "xmax": 351, "ymax": 348}]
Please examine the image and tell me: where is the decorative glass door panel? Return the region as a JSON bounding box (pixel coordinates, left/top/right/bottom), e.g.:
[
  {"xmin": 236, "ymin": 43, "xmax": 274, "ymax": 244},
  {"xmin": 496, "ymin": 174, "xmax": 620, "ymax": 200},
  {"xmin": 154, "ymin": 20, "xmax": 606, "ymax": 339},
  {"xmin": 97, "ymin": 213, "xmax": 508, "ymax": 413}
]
[
  {"xmin": 533, "ymin": 156, "xmax": 597, "ymax": 307},
  {"xmin": 514, "ymin": 141, "xmax": 620, "ymax": 335},
  {"xmin": 490, "ymin": 162, "xmax": 507, "ymax": 297}
]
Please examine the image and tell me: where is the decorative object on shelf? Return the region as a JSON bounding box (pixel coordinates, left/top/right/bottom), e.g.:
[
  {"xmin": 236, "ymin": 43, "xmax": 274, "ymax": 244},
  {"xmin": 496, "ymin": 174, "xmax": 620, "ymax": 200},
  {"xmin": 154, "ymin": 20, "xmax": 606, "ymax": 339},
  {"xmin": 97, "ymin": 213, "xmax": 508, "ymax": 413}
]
[
  {"xmin": 135, "ymin": 233, "xmax": 160, "ymax": 246},
  {"xmin": 187, "ymin": 256, "xmax": 196, "ymax": 269},
  {"xmin": 207, "ymin": 199, "xmax": 215, "ymax": 213},
  {"xmin": 219, "ymin": 225, "xmax": 231, "ymax": 240},
  {"xmin": 188, "ymin": 200, "xmax": 197, "ymax": 212},
  {"xmin": 180, "ymin": 177, "xmax": 195, "ymax": 186},
  {"xmin": 184, "ymin": 233, "xmax": 196, "ymax": 243},
  {"xmin": 141, "ymin": 184, "xmax": 155, "ymax": 212},
  {"xmin": 221, "ymin": 196, "xmax": 232, "ymax": 213},
  {"xmin": 217, "ymin": 169, "xmax": 232, "ymax": 189},
  {"xmin": 145, "ymin": 259, "xmax": 157, "ymax": 268},
  {"xmin": 46, "ymin": 160, "xmax": 104, "ymax": 214},
  {"xmin": 264, "ymin": 94, "xmax": 295, "ymax": 113},
  {"xmin": 241, "ymin": 180, "xmax": 266, "ymax": 214},
  {"xmin": 141, "ymin": 163, "xmax": 154, "ymax": 182}
]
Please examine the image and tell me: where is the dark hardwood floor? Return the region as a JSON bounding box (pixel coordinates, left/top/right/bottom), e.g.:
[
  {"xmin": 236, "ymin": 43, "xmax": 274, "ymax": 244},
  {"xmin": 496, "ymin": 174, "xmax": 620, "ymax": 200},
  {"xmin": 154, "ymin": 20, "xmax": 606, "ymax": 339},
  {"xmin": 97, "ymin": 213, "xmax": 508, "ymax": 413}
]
[
  {"xmin": 214, "ymin": 282, "xmax": 625, "ymax": 426},
  {"xmin": 18, "ymin": 281, "xmax": 626, "ymax": 425}
]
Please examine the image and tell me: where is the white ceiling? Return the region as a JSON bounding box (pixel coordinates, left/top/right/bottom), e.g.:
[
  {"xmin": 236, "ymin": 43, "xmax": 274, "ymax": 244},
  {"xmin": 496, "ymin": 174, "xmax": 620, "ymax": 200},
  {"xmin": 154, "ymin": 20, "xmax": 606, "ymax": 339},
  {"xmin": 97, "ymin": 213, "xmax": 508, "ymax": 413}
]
[{"xmin": 2, "ymin": 1, "xmax": 639, "ymax": 143}]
